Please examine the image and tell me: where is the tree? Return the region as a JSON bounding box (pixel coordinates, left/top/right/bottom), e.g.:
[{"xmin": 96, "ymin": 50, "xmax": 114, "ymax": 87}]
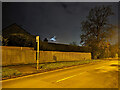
[{"xmin": 80, "ymin": 5, "xmax": 116, "ymax": 59}]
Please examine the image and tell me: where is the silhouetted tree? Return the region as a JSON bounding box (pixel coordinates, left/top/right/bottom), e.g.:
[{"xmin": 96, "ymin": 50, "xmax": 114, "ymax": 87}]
[{"xmin": 80, "ymin": 5, "xmax": 116, "ymax": 59}]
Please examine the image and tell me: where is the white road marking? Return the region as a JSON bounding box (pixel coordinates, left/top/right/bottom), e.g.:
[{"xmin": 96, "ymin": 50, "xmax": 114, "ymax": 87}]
[
  {"xmin": 56, "ymin": 72, "xmax": 86, "ymax": 83},
  {"xmin": 95, "ymin": 66, "xmax": 105, "ymax": 69}
]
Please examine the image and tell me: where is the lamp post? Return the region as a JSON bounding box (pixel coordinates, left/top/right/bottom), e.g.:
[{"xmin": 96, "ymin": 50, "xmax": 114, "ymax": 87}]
[{"xmin": 36, "ymin": 36, "xmax": 39, "ymax": 70}]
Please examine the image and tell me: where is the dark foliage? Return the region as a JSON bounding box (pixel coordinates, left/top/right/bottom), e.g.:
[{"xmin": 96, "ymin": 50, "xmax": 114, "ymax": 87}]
[{"xmin": 80, "ymin": 5, "xmax": 116, "ymax": 59}]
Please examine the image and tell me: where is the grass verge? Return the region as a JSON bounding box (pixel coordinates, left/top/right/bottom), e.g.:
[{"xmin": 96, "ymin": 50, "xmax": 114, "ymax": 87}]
[
  {"xmin": 2, "ymin": 67, "xmax": 21, "ymax": 79},
  {"xmin": 33, "ymin": 60, "xmax": 99, "ymax": 70},
  {"xmin": 2, "ymin": 60, "xmax": 100, "ymax": 80}
]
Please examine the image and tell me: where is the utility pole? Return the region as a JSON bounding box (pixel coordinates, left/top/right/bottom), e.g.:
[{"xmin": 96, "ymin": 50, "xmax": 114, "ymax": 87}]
[{"xmin": 36, "ymin": 36, "xmax": 39, "ymax": 70}]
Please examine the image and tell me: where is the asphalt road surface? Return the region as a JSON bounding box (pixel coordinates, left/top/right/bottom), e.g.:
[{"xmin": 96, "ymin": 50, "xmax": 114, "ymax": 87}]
[{"xmin": 2, "ymin": 59, "xmax": 118, "ymax": 88}]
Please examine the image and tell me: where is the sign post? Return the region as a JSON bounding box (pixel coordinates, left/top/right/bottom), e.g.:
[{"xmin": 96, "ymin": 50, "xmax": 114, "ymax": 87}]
[{"xmin": 36, "ymin": 36, "xmax": 39, "ymax": 70}]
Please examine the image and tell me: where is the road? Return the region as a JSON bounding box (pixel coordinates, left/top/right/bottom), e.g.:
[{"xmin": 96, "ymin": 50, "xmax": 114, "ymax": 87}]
[{"xmin": 2, "ymin": 59, "xmax": 119, "ymax": 88}]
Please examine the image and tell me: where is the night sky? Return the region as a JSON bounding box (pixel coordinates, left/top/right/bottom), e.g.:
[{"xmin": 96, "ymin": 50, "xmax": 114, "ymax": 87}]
[{"xmin": 2, "ymin": 2, "xmax": 118, "ymax": 45}]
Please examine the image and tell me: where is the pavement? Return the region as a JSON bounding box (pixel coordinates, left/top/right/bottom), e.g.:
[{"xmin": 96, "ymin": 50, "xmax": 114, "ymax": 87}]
[{"xmin": 2, "ymin": 59, "xmax": 119, "ymax": 88}]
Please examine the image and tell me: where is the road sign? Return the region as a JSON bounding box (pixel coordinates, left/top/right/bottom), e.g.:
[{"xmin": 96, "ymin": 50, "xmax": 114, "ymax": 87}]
[{"xmin": 36, "ymin": 36, "xmax": 39, "ymax": 42}]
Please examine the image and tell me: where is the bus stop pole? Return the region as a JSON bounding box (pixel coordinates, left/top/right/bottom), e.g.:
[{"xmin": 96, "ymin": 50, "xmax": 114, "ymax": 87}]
[{"xmin": 36, "ymin": 36, "xmax": 39, "ymax": 70}]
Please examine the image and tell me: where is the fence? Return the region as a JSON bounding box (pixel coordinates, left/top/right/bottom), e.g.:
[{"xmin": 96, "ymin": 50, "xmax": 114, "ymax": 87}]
[{"xmin": 1, "ymin": 46, "xmax": 91, "ymax": 66}]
